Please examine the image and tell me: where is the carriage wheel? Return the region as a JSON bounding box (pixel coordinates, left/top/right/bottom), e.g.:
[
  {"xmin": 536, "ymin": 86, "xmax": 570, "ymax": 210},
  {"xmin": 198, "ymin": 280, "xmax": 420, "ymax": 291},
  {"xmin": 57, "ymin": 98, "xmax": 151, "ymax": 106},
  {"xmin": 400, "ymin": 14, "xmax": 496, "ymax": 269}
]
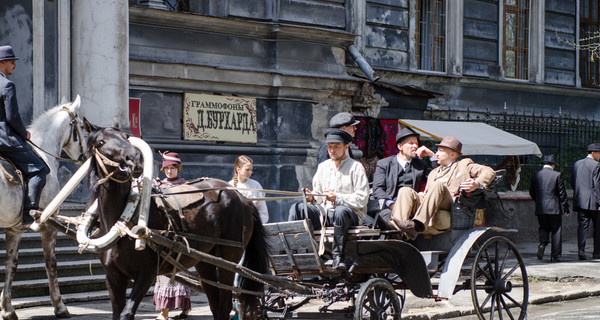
[
  {"xmin": 471, "ymin": 236, "xmax": 528, "ymax": 320},
  {"xmin": 354, "ymin": 278, "xmax": 402, "ymax": 320}
]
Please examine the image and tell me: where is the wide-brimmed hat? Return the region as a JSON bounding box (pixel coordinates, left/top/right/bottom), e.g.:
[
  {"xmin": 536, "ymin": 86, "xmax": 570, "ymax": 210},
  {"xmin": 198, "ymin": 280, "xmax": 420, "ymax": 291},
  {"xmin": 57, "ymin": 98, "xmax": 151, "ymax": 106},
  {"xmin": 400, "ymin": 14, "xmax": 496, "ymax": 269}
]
[
  {"xmin": 161, "ymin": 152, "xmax": 181, "ymax": 169},
  {"xmin": 324, "ymin": 128, "xmax": 353, "ymax": 144},
  {"xmin": 395, "ymin": 127, "xmax": 420, "ymax": 145},
  {"xmin": 588, "ymin": 143, "xmax": 600, "ymax": 152},
  {"xmin": 541, "ymin": 154, "xmax": 556, "ymax": 165},
  {"xmin": 329, "ymin": 112, "xmax": 360, "ymax": 128},
  {"xmin": 435, "ymin": 136, "xmax": 462, "ymax": 154},
  {"xmin": 0, "ymin": 45, "xmax": 18, "ymax": 62}
]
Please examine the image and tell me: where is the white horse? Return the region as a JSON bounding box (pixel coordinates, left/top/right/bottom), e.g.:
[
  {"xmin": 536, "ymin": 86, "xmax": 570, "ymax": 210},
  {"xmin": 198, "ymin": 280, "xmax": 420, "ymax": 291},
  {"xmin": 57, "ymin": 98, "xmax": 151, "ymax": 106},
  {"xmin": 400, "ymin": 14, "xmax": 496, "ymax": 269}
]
[{"xmin": 0, "ymin": 96, "xmax": 87, "ymax": 320}]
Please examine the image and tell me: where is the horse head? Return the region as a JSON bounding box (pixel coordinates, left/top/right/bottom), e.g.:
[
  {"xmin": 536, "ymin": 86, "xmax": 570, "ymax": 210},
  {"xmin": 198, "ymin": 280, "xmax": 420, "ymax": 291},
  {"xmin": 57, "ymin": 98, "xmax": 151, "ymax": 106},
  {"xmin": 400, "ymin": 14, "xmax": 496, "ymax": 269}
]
[
  {"xmin": 59, "ymin": 95, "xmax": 89, "ymax": 163},
  {"xmin": 83, "ymin": 119, "xmax": 143, "ymax": 184}
]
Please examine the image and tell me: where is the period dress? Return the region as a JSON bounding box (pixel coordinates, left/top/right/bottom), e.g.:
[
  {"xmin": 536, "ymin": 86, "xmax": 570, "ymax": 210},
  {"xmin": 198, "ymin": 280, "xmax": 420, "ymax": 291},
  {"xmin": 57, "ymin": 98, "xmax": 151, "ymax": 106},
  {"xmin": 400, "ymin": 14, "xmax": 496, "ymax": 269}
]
[{"xmin": 153, "ymin": 176, "xmax": 191, "ymax": 311}]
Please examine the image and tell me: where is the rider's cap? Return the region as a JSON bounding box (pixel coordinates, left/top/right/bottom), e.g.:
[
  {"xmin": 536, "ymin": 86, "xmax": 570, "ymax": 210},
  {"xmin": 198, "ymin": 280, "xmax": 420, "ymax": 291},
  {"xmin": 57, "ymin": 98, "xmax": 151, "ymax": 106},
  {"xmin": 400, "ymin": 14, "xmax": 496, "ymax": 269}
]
[
  {"xmin": 435, "ymin": 136, "xmax": 463, "ymax": 155},
  {"xmin": 329, "ymin": 112, "xmax": 360, "ymax": 128},
  {"xmin": 395, "ymin": 127, "xmax": 420, "ymax": 145},
  {"xmin": 161, "ymin": 152, "xmax": 181, "ymax": 169},
  {"xmin": 588, "ymin": 143, "xmax": 600, "ymax": 152},
  {"xmin": 0, "ymin": 45, "xmax": 18, "ymax": 62},
  {"xmin": 324, "ymin": 128, "xmax": 353, "ymax": 144}
]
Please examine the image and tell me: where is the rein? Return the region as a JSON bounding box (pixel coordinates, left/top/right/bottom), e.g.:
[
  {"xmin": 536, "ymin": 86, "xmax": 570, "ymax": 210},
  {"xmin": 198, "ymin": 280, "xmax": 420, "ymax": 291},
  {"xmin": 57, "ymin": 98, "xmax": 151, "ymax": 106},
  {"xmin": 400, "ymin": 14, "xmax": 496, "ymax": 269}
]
[
  {"xmin": 28, "ymin": 106, "xmax": 84, "ymax": 163},
  {"xmin": 93, "ymin": 148, "xmax": 132, "ymax": 184}
]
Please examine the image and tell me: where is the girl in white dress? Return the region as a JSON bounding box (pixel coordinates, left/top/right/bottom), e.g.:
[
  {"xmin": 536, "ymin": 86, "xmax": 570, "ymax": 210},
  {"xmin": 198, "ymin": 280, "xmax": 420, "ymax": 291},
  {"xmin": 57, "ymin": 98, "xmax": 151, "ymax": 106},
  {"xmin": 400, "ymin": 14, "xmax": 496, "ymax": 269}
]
[{"xmin": 228, "ymin": 155, "xmax": 269, "ymax": 223}]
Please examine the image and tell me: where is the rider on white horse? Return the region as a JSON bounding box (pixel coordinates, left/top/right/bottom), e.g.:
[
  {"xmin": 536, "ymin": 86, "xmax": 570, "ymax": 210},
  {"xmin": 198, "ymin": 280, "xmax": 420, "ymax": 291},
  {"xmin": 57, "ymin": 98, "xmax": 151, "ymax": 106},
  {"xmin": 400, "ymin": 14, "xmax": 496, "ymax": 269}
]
[{"xmin": 0, "ymin": 45, "xmax": 49, "ymax": 227}]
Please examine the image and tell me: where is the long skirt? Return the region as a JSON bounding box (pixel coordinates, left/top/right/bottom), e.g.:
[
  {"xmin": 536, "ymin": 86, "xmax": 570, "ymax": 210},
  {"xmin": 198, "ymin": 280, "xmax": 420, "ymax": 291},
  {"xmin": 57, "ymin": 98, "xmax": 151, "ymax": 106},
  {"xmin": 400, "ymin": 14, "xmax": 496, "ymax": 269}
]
[{"xmin": 153, "ymin": 274, "xmax": 191, "ymax": 310}]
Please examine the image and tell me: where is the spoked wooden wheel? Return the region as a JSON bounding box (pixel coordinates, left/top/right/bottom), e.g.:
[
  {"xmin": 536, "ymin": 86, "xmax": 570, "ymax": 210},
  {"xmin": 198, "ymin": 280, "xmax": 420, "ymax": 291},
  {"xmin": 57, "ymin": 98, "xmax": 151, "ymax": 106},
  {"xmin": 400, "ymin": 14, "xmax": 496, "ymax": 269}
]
[
  {"xmin": 471, "ymin": 236, "xmax": 528, "ymax": 320},
  {"xmin": 354, "ymin": 278, "xmax": 402, "ymax": 320}
]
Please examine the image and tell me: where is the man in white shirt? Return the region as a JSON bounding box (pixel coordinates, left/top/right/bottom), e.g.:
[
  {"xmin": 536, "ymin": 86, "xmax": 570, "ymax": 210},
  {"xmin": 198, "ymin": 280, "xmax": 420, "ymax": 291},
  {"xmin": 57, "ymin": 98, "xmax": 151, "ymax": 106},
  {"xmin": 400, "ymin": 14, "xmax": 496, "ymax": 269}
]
[{"xmin": 289, "ymin": 129, "xmax": 369, "ymax": 270}]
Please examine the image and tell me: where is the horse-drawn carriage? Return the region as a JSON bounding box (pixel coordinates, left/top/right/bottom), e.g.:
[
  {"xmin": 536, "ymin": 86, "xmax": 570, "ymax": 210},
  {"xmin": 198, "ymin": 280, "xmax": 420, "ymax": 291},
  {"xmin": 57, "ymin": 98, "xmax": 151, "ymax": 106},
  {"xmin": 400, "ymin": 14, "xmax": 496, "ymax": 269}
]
[{"xmin": 28, "ymin": 121, "xmax": 535, "ymax": 320}]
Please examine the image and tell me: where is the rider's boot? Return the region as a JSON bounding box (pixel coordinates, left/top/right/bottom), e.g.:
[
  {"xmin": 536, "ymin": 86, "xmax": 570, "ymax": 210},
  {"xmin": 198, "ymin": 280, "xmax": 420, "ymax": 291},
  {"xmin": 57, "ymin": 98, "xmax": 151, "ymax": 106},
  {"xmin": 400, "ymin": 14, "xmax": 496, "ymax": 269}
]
[
  {"xmin": 332, "ymin": 226, "xmax": 348, "ymax": 271},
  {"xmin": 24, "ymin": 175, "xmax": 46, "ymax": 225}
]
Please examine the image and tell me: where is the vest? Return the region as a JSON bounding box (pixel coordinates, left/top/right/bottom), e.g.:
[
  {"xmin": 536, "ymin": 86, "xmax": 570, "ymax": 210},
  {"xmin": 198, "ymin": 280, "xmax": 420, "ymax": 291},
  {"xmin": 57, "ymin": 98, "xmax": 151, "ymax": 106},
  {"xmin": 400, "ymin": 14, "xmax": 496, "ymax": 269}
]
[{"xmin": 394, "ymin": 164, "xmax": 414, "ymax": 199}]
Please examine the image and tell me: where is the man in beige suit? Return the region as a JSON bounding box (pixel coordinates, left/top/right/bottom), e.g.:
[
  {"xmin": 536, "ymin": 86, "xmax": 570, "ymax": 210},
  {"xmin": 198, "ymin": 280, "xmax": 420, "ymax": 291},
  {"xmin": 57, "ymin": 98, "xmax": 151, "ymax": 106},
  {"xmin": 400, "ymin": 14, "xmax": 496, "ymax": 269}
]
[{"xmin": 395, "ymin": 136, "xmax": 496, "ymax": 239}]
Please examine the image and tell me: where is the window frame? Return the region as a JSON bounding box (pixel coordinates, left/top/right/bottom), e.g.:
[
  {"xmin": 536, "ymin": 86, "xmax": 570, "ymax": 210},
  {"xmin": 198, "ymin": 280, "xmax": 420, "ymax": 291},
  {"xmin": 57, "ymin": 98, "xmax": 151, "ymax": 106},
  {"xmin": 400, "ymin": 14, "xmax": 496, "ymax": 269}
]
[
  {"xmin": 416, "ymin": 0, "xmax": 446, "ymax": 72},
  {"xmin": 502, "ymin": 0, "xmax": 530, "ymax": 80}
]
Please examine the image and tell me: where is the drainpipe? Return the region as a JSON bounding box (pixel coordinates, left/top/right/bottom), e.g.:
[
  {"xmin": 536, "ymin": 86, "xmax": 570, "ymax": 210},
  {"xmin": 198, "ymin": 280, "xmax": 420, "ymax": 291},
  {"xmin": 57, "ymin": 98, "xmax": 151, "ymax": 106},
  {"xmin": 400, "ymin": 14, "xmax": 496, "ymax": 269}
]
[{"xmin": 348, "ymin": 44, "xmax": 379, "ymax": 82}]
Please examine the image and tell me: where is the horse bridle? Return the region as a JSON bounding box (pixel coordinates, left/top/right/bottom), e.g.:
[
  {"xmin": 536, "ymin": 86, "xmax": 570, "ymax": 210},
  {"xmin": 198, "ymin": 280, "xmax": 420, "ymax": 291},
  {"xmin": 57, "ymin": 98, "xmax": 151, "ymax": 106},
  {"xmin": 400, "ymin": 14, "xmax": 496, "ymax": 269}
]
[
  {"xmin": 93, "ymin": 148, "xmax": 133, "ymax": 184},
  {"xmin": 28, "ymin": 107, "xmax": 85, "ymax": 162}
]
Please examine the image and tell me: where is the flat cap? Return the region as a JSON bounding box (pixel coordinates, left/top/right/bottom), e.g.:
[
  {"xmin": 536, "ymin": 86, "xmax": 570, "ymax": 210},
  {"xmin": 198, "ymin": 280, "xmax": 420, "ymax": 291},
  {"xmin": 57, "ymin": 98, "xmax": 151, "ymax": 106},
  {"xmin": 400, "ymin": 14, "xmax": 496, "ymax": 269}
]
[
  {"xmin": 329, "ymin": 112, "xmax": 360, "ymax": 128},
  {"xmin": 324, "ymin": 128, "xmax": 353, "ymax": 144}
]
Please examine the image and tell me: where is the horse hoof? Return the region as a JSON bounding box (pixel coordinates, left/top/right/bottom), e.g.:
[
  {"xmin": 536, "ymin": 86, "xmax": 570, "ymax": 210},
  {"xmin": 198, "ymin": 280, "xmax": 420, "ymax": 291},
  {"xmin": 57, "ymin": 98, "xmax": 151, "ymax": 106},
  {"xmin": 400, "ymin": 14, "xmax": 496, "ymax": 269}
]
[
  {"xmin": 1, "ymin": 311, "xmax": 17, "ymax": 320},
  {"xmin": 55, "ymin": 307, "xmax": 71, "ymax": 318}
]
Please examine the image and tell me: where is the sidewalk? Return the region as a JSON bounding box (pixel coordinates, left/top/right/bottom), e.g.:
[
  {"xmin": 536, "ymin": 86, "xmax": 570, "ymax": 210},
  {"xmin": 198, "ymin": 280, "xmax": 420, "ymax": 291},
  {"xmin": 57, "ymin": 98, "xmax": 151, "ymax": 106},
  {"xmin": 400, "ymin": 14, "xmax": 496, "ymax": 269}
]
[{"xmin": 8, "ymin": 241, "xmax": 600, "ymax": 319}]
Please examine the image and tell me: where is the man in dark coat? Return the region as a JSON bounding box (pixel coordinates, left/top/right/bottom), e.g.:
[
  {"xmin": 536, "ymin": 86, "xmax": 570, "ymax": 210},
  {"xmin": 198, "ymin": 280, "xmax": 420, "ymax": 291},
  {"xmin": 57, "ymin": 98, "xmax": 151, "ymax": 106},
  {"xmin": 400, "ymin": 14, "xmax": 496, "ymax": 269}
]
[
  {"xmin": 316, "ymin": 112, "xmax": 359, "ymax": 165},
  {"xmin": 0, "ymin": 45, "xmax": 49, "ymax": 227},
  {"xmin": 529, "ymin": 155, "xmax": 570, "ymax": 262},
  {"xmin": 572, "ymin": 143, "xmax": 600, "ymax": 260},
  {"xmin": 371, "ymin": 127, "xmax": 431, "ymax": 235}
]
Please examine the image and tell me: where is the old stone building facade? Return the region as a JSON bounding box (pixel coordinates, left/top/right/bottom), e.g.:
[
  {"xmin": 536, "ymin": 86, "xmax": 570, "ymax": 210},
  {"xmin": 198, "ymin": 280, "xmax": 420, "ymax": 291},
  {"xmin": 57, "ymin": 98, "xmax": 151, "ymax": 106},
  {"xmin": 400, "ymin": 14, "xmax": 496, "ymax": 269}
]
[{"xmin": 1, "ymin": 0, "xmax": 599, "ymax": 221}]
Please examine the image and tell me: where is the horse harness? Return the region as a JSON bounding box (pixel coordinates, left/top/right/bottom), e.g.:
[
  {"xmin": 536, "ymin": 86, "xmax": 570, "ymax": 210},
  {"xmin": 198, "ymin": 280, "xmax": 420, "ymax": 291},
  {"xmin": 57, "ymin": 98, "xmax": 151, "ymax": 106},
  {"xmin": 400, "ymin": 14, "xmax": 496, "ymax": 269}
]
[{"xmin": 28, "ymin": 106, "xmax": 84, "ymax": 163}]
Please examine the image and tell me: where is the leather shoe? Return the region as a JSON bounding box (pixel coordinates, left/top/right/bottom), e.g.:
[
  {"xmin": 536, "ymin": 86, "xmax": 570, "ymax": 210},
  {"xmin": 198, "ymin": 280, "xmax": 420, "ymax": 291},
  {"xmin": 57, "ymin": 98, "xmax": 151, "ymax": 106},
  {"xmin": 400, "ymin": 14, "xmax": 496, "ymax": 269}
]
[
  {"xmin": 593, "ymin": 254, "xmax": 600, "ymax": 259},
  {"xmin": 551, "ymin": 257, "xmax": 561, "ymax": 263},
  {"xmin": 332, "ymin": 256, "xmax": 347, "ymax": 271},
  {"xmin": 393, "ymin": 219, "xmax": 419, "ymax": 241},
  {"xmin": 579, "ymin": 254, "xmax": 588, "ymax": 261},
  {"xmin": 536, "ymin": 244, "xmax": 545, "ymax": 261}
]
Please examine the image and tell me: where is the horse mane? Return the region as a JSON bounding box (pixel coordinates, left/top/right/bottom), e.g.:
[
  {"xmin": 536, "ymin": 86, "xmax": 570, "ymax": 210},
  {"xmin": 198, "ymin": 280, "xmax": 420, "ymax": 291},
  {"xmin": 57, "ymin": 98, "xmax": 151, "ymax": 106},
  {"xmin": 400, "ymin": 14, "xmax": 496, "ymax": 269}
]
[{"xmin": 28, "ymin": 103, "xmax": 72, "ymax": 132}]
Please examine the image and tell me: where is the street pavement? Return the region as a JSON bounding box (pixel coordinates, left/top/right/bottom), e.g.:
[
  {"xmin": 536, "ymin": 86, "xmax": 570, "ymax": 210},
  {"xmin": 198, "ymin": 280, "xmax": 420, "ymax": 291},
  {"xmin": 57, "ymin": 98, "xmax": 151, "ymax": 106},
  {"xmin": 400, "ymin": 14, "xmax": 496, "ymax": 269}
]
[{"xmin": 8, "ymin": 240, "xmax": 600, "ymax": 319}]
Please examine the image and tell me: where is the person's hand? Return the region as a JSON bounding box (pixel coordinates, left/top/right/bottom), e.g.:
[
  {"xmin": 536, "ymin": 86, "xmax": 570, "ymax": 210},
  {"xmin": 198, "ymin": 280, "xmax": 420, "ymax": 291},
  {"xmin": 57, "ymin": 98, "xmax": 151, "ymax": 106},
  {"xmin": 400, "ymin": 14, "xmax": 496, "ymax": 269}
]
[
  {"xmin": 416, "ymin": 145, "xmax": 434, "ymax": 158},
  {"xmin": 303, "ymin": 188, "xmax": 314, "ymax": 202},
  {"xmin": 460, "ymin": 179, "xmax": 480, "ymax": 193},
  {"xmin": 388, "ymin": 202, "xmax": 395, "ymax": 211},
  {"xmin": 324, "ymin": 190, "xmax": 337, "ymax": 203},
  {"xmin": 26, "ymin": 130, "xmax": 31, "ymax": 141},
  {"xmin": 564, "ymin": 211, "xmax": 570, "ymax": 217}
]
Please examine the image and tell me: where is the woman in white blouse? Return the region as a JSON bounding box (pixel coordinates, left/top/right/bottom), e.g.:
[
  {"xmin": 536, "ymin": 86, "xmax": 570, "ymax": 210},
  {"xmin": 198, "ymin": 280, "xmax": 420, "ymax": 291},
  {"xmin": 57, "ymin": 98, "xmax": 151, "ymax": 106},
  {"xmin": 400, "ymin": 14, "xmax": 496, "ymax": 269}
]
[{"xmin": 228, "ymin": 155, "xmax": 269, "ymax": 224}]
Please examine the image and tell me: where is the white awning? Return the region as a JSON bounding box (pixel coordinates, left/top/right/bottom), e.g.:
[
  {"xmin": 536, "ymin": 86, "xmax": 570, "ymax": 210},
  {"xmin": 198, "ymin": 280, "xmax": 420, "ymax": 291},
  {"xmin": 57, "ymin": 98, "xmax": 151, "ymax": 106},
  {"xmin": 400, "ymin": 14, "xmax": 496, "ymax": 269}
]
[{"xmin": 398, "ymin": 119, "xmax": 542, "ymax": 156}]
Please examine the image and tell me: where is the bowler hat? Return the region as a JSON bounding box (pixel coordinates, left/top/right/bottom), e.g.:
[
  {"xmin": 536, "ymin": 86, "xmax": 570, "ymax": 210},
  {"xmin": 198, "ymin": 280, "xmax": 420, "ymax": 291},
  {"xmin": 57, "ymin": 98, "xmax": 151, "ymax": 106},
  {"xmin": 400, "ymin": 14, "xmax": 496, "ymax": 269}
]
[
  {"xmin": 395, "ymin": 127, "xmax": 420, "ymax": 145},
  {"xmin": 329, "ymin": 112, "xmax": 360, "ymax": 128},
  {"xmin": 161, "ymin": 152, "xmax": 182, "ymax": 170},
  {"xmin": 324, "ymin": 129, "xmax": 353, "ymax": 144},
  {"xmin": 0, "ymin": 45, "xmax": 18, "ymax": 62},
  {"xmin": 588, "ymin": 143, "xmax": 600, "ymax": 152},
  {"xmin": 541, "ymin": 154, "xmax": 556, "ymax": 165},
  {"xmin": 435, "ymin": 136, "xmax": 463, "ymax": 154}
]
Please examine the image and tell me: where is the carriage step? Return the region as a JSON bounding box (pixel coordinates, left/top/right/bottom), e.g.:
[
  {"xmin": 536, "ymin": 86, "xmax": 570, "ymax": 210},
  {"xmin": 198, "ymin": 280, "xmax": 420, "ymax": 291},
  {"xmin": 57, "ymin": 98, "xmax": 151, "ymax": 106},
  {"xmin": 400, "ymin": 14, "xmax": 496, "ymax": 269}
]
[
  {"xmin": 1, "ymin": 275, "xmax": 107, "ymax": 299},
  {"xmin": 0, "ymin": 259, "xmax": 104, "ymax": 282}
]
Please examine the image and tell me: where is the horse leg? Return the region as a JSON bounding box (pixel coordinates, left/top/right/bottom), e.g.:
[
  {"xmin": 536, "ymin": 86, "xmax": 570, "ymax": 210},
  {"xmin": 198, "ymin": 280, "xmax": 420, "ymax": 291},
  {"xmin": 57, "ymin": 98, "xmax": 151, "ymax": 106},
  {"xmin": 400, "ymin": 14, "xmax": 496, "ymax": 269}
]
[
  {"xmin": 104, "ymin": 266, "xmax": 129, "ymax": 320},
  {"xmin": 119, "ymin": 270, "xmax": 155, "ymax": 320},
  {"xmin": 196, "ymin": 261, "xmax": 232, "ymax": 320},
  {"xmin": 39, "ymin": 225, "xmax": 70, "ymax": 318},
  {"xmin": 0, "ymin": 229, "xmax": 23, "ymax": 320}
]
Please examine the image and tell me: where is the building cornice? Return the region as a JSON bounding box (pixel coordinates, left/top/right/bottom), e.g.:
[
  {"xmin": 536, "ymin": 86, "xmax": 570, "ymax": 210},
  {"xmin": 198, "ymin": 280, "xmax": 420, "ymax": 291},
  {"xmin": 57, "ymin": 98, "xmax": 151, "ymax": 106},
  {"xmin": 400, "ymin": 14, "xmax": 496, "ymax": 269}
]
[{"xmin": 129, "ymin": 7, "xmax": 356, "ymax": 47}]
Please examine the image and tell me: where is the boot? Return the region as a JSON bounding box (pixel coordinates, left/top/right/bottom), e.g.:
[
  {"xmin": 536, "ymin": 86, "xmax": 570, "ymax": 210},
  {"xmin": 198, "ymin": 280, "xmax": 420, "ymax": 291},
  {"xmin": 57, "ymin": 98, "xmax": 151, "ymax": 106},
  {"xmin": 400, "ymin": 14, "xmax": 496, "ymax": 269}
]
[
  {"xmin": 332, "ymin": 226, "xmax": 348, "ymax": 271},
  {"xmin": 24, "ymin": 177, "xmax": 45, "ymax": 225}
]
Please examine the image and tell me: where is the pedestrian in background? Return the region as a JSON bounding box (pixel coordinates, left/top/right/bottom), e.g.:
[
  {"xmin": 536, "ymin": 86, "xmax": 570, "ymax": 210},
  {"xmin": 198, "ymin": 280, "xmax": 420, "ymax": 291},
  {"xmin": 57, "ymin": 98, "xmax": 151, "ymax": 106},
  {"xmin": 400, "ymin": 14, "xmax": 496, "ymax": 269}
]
[
  {"xmin": 229, "ymin": 155, "xmax": 269, "ymax": 224},
  {"xmin": 572, "ymin": 143, "xmax": 600, "ymax": 260},
  {"xmin": 154, "ymin": 152, "xmax": 191, "ymax": 320},
  {"xmin": 317, "ymin": 112, "xmax": 360, "ymax": 165},
  {"xmin": 529, "ymin": 155, "xmax": 570, "ymax": 262}
]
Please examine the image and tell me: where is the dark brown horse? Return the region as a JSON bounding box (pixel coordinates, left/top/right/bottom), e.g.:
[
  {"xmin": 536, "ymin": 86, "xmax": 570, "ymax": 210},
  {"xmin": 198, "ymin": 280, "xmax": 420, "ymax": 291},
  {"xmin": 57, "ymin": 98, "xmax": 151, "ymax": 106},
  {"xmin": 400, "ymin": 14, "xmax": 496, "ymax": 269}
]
[{"xmin": 81, "ymin": 120, "xmax": 267, "ymax": 320}]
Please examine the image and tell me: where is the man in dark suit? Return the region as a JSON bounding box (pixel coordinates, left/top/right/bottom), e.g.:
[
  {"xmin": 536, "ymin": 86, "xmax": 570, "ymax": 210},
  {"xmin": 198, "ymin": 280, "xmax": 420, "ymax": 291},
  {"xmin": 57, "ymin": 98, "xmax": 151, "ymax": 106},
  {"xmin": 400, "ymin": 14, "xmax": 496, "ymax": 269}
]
[
  {"xmin": 572, "ymin": 143, "xmax": 600, "ymax": 260},
  {"xmin": 0, "ymin": 45, "xmax": 49, "ymax": 227},
  {"xmin": 529, "ymin": 155, "xmax": 570, "ymax": 262},
  {"xmin": 371, "ymin": 127, "xmax": 431, "ymax": 234}
]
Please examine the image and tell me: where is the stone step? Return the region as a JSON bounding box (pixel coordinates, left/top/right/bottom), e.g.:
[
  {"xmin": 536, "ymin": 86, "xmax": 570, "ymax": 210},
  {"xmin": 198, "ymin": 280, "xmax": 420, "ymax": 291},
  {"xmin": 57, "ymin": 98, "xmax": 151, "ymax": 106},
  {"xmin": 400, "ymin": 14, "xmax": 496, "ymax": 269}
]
[
  {"xmin": 0, "ymin": 246, "xmax": 96, "ymax": 264},
  {"xmin": 0, "ymin": 230, "xmax": 79, "ymax": 250},
  {"xmin": 0, "ymin": 259, "xmax": 105, "ymax": 282},
  {"xmin": 5, "ymin": 274, "xmax": 107, "ymax": 298}
]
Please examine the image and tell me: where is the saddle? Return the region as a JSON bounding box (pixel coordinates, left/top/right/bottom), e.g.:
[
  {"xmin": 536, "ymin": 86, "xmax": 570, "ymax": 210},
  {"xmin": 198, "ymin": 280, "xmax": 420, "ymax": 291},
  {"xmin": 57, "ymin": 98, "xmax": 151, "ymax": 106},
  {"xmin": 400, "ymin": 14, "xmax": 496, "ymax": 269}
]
[
  {"xmin": 154, "ymin": 184, "xmax": 204, "ymax": 213},
  {"xmin": 0, "ymin": 156, "xmax": 23, "ymax": 185}
]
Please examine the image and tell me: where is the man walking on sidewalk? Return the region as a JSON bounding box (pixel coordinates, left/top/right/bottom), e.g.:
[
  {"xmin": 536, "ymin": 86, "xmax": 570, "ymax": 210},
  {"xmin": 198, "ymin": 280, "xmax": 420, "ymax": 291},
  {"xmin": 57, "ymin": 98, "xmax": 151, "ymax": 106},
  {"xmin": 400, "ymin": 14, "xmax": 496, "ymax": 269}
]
[
  {"xmin": 572, "ymin": 143, "xmax": 600, "ymax": 260},
  {"xmin": 529, "ymin": 155, "xmax": 570, "ymax": 262}
]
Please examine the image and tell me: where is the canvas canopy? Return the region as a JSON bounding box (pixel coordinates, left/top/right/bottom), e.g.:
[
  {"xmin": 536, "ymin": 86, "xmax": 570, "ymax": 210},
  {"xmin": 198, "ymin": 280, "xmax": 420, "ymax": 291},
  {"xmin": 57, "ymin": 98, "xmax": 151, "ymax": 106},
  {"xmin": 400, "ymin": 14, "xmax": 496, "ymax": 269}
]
[{"xmin": 398, "ymin": 119, "xmax": 542, "ymax": 157}]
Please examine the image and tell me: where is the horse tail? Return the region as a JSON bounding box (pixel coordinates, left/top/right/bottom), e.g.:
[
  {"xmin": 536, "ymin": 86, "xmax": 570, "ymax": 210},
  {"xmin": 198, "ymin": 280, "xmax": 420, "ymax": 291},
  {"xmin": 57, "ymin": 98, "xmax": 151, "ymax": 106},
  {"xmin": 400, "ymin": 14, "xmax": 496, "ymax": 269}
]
[{"xmin": 239, "ymin": 204, "xmax": 269, "ymax": 319}]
